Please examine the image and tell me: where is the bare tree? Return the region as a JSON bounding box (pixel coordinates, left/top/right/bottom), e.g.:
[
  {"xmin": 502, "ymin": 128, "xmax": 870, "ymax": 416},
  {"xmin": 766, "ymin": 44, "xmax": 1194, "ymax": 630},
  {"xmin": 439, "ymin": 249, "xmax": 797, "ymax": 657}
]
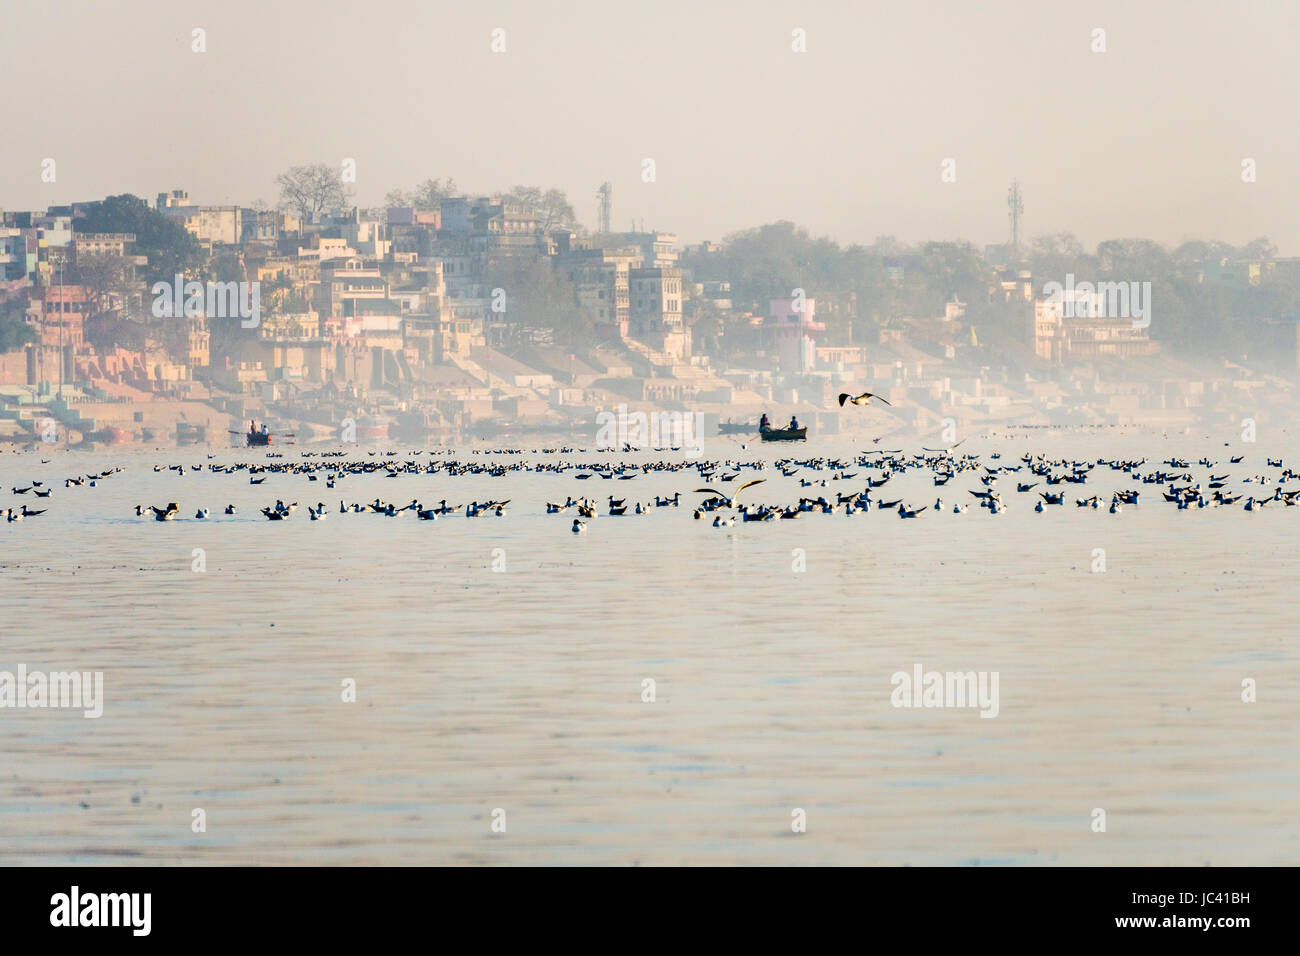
[
  {"xmin": 504, "ymin": 185, "xmax": 578, "ymax": 233},
  {"xmin": 276, "ymin": 163, "xmax": 352, "ymax": 222},
  {"xmin": 75, "ymin": 252, "xmax": 136, "ymax": 318}
]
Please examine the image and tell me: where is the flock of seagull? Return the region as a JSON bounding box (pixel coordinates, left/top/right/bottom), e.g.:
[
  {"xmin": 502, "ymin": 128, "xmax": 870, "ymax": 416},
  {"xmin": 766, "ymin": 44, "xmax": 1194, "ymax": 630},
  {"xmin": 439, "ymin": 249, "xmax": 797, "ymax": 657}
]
[
  {"xmin": 3, "ymin": 446, "xmax": 1298, "ymax": 531},
  {"xmin": 1, "ymin": 466, "xmax": 122, "ymax": 522}
]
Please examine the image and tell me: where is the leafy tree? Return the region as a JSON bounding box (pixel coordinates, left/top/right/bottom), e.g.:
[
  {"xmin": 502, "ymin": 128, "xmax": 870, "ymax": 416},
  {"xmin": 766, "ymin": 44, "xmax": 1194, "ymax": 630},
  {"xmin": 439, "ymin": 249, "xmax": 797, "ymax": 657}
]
[
  {"xmin": 75, "ymin": 194, "xmax": 203, "ymax": 284},
  {"xmin": 1095, "ymin": 239, "xmax": 1171, "ymax": 277},
  {"xmin": 0, "ymin": 311, "xmax": 37, "ymax": 353},
  {"xmin": 84, "ymin": 313, "xmax": 145, "ymax": 355},
  {"xmin": 385, "ymin": 177, "xmax": 458, "ymax": 210},
  {"xmin": 1028, "ymin": 233, "xmax": 1095, "ymax": 286},
  {"xmin": 479, "ymin": 255, "xmax": 586, "ymax": 345},
  {"xmin": 1240, "ymin": 237, "xmax": 1277, "ymax": 261},
  {"xmin": 203, "ymin": 250, "xmax": 261, "ymax": 361},
  {"xmin": 687, "ymin": 220, "xmax": 1300, "ymax": 368},
  {"xmin": 686, "ymin": 297, "xmax": 725, "ymax": 357}
]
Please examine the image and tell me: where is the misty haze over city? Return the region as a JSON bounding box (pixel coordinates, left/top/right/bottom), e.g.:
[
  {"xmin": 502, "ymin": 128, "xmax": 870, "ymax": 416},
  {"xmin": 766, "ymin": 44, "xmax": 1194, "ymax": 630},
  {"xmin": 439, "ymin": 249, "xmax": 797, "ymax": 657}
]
[
  {"xmin": 5, "ymin": 0, "xmax": 1299, "ymax": 251},
  {"xmin": 0, "ymin": 0, "xmax": 1296, "ymax": 920}
]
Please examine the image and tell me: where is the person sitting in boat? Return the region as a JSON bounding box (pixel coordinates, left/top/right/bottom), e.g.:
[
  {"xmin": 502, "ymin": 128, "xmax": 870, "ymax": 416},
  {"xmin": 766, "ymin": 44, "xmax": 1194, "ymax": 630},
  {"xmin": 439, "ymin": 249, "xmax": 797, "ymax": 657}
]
[
  {"xmin": 261, "ymin": 423, "xmax": 269, "ymax": 435},
  {"xmin": 788, "ymin": 415, "xmax": 800, "ymax": 431},
  {"xmin": 759, "ymin": 413, "xmax": 771, "ymax": 432}
]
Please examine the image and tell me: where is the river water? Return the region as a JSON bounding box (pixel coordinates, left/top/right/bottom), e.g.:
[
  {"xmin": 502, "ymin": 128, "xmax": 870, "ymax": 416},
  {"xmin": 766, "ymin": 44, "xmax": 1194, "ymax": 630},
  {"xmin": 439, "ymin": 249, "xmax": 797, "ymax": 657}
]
[{"xmin": 2, "ymin": 430, "xmax": 1297, "ymax": 864}]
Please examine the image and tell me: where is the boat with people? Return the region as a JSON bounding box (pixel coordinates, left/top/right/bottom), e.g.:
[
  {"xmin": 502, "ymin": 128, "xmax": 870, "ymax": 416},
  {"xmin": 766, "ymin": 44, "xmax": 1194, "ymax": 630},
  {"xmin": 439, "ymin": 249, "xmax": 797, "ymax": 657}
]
[
  {"xmin": 758, "ymin": 411, "xmax": 808, "ymax": 442},
  {"xmin": 230, "ymin": 419, "xmax": 289, "ymax": 447}
]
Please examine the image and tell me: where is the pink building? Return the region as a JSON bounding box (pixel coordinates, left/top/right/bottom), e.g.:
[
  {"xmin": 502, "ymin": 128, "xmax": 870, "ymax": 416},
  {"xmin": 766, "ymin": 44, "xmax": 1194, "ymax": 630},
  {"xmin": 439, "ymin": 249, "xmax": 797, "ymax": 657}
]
[
  {"xmin": 33, "ymin": 285, "xmax": 88, "ymax": 348},
  {"xmin": 766, "ymin": 298, "xmax": 824, "ymax": 373}
]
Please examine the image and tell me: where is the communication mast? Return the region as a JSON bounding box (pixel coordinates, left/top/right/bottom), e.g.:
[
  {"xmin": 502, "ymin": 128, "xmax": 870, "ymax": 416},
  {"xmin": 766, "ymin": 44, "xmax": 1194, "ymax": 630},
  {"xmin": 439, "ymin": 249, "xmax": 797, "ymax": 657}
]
[
  {"xmin": 596, "ymin": 182, "xmax": 612, "ymax": 235},
  {"xmin": 1007, "ymin": 179, "xmax": 1024, "ymax": 253}
]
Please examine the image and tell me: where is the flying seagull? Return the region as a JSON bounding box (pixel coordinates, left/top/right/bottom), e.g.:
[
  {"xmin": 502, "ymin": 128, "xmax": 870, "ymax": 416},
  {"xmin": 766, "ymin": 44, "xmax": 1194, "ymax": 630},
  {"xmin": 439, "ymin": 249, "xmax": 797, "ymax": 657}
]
[
  {"xmin": 693, "ymin": 478, "xmax": 765, "ymax": 508},
  {"xmin": 839, "ymin": 392, "xmax": 892, "ymax": 407}
]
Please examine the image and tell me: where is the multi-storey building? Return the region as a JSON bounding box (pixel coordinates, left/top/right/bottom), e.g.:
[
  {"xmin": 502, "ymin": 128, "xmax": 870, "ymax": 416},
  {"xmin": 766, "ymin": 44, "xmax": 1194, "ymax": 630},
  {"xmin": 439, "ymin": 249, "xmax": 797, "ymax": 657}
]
[
  {"xmin": 1031, "ymin": 290, "xmax": 1159, "ymax": 363},
  {"xmin": 0, "ymin": 229, "xmax": 33, "ymax": 282},
  {"xmin": 630, "ymin": 266, "xmax": 688, "ymax": 358},
  {"xmin": 318, "ymin": 257, "xmax": 389, "ymax": 319},
  {"xmin": 157, "ymin": 190, "xmax": 242, "ymax": 245},
  {"xmin": 766, "ymin": 297, "xmax": 824, "ymax": 373},
  {"xmin": 601, "ymin": 231, "xmax": 678, "ymax": 268},
  {"xmin": 561, "ymin": 247, "xmax": 637, "ymax": 336},
  {"xmin": 30, "ymin": 285, "xmax": 87, "ymax": 348},
  {"xmin": 72, "ymin": 233, "xmax": 135, "ymax": 260}
]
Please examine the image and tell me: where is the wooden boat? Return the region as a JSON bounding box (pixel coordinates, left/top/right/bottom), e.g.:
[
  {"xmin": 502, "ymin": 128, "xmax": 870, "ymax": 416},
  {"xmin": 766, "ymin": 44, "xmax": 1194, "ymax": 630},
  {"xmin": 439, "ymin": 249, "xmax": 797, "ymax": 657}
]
[
  {"xmin": 760, "ymin": 426, "xmax": 807, "ymax": 442},
  {"xmin": 230, "ymin": 427, "xmax": 274, "ymax": 446}
]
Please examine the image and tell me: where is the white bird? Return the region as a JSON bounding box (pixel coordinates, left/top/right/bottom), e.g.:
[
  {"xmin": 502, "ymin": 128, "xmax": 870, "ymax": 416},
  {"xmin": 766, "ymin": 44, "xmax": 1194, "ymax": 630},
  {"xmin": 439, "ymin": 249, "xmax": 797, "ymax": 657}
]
[
  {"xmin": 693, "ymin": 478, "xmax": 764, "ymax": 509},
  {"xmin": 838, "ymin": 391, "xmax": 892, "ymax": 407}
]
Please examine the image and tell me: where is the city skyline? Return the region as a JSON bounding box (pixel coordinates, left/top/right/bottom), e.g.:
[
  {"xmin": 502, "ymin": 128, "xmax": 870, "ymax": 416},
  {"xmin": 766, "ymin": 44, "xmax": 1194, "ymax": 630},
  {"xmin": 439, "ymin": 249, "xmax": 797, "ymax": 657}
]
[{"xmin": 3, "ymin": 0, "xmax": 1298, "ymax": 252}]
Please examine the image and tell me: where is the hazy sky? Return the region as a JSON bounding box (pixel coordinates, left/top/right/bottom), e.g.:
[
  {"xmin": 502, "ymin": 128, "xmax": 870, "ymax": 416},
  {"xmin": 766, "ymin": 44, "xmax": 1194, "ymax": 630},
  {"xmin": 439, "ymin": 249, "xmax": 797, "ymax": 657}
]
[{"xmin": 3, "ymin": 0, "xmax": 1298, "ymax": 253}]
